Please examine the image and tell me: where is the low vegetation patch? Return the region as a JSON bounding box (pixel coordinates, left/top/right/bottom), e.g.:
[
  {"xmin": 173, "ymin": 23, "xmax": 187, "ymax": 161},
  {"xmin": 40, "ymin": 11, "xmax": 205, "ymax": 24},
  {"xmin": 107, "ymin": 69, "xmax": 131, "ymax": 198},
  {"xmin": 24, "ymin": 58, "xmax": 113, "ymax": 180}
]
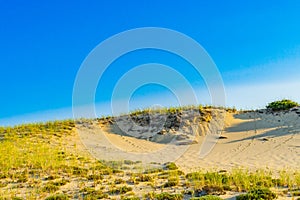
[
  {"xmin": 42, "ymin": 182, "xmax": 60, "ymax": 193},
  {"xmin": 80, "ymin": 187, "xmax": 109, "ymax": 199},
  {"xmin": 165, "ymin": 162, "xmax": 178, "ymax": 170},
  {"xmin": 109, "ymin": 185, "xmax": 133, "ymax": 195},
  {"xmin": 191, "ymin": 195, "xmax": 223, "ymax": 200},
  {"xmin": 146, "ymin": 192, "xmax": 183, "ymax": 200},
  {"xmin": 45, "ymin": 194, "xmax": 69, "ymax": 200},
  {"xmin": 266, "ymin": 99, "xmax": 299, "ymax": 111},
  {"xmin": 121, "ymin": 197, "xmax": 140, "ymax": 200},
  {"xmin": 236, "ymin": 188, "xmax": 276, "ymax": 200}
]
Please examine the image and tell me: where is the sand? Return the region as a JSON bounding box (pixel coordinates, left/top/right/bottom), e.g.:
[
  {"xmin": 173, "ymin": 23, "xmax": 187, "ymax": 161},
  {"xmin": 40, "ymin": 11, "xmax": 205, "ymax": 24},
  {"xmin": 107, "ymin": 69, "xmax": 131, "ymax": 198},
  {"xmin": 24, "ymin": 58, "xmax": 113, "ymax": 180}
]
[
  {"xmin": 76, "ymin": 108, "xmax": 300, "ymax": 172},
  {"xmin": 177, "ymin": 110, "xmax": 300, "ymax": 172}
]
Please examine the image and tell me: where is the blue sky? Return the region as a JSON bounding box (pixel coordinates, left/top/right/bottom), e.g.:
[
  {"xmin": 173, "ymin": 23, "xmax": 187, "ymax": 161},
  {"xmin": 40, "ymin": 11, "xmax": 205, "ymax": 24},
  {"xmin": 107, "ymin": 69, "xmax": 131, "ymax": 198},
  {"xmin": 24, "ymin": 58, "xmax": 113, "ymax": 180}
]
[{"xmin": 1, "ymin": 1, "xmax": 300, "ymax": 125}]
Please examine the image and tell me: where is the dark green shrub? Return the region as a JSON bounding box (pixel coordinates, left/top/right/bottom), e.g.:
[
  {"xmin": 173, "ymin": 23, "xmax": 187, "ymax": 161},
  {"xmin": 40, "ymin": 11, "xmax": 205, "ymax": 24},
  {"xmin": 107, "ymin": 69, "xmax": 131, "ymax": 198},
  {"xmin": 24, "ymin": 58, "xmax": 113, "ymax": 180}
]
[
  {"xmin": 266, "ymin": 99, "xmax": 299, "ymax": 111},
  {"xmin": 236, "ymin": 188, "xmax": 276, "ymax": 200}
]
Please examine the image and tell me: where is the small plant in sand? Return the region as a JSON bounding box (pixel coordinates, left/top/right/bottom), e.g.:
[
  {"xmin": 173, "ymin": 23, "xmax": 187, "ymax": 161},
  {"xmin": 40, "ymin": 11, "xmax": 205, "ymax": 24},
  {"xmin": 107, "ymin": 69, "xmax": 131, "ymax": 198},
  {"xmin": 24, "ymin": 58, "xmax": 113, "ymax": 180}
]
[
  {"xmin": 45, "ymin": 194, "xmax": 69, "ymax": 200},
  {"xmin": 42, "ymin": 182, "xmax": 60, "ymax": 193},
  {"xmin": 236, "ymin": 187, "xmax": 276, "ymax": 200},
  {"xmin": 130, "ymin": 173, "xmax": 153, "ymax": 184},
  {"xmin": 165, "ymin": 162, "xmax": 178, "ymax": 170},
  {"xmin": 146, "ymin": 192, "xmax": 183, "ymax": 200},
  {"xmin": 190, "ymin": 195, "xmax": 223, "ymax": 200},
  {"xmin": 163, "ymin": 176, "xmax": 179, "ymax": 187},
  {"xmin": 121, "ymin": 196, "xmax": 140, "ymax": 200},
  {"xmin": 266, "ymin": 99, "xmax": 299, "ymax": 111},
  {"xmin": 81, "ymin": 188, "xmax": 108, "ymax": 199},
  {"xmin": 109, "ymin": 185, "xmax": 133, "ymax": 195}
]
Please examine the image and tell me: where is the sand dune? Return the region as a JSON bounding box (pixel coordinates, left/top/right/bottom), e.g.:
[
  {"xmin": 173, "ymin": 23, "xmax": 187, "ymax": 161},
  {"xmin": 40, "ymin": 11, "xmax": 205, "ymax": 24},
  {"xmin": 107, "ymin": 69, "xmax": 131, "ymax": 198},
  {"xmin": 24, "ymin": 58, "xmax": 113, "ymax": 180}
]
[
  {"xmin": 177, "ymin": 110, "xmax": 300, "ymax": 172},
  {"xmin": 76, "ymin": 108, "xmax": 300, "ymax": 172}
]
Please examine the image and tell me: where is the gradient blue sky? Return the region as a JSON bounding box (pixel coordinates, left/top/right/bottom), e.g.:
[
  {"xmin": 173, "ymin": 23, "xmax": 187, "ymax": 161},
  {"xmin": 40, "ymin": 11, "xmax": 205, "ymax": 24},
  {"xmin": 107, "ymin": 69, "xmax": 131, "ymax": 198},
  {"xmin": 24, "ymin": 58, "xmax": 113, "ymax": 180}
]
[{"xmin": 1, "ymin": 1, "xmax": 300, "ymax": 125}]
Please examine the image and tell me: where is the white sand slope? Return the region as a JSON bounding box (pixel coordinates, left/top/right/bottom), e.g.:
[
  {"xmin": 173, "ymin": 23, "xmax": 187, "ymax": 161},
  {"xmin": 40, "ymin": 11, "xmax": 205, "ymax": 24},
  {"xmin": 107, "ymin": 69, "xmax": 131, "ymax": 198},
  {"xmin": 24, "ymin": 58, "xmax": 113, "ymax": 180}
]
[
  {"xmin": 177, "ymin": 110, "xmax": 300, "ymax": 172},
  {"xmin": 76, "ymin": 108, "xmax": 300, "ymax": 172}
]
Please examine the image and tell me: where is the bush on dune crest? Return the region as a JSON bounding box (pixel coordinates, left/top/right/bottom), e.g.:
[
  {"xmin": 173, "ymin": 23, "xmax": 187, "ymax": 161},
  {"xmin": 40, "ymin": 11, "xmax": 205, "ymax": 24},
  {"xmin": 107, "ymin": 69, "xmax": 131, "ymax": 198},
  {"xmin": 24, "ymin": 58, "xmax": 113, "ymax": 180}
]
[{"xmin": 266, "ymin": 99, "xmax": 299, "ymax": 111}]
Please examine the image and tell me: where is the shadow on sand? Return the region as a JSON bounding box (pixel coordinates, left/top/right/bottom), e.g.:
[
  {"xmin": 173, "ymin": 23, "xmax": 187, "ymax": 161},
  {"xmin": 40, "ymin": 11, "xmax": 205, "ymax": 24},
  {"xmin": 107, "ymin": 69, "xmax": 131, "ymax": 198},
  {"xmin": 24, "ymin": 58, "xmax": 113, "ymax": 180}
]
[{"xmin": 225, "ymin": 111, "xmax": 300, "ymax": 143}]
